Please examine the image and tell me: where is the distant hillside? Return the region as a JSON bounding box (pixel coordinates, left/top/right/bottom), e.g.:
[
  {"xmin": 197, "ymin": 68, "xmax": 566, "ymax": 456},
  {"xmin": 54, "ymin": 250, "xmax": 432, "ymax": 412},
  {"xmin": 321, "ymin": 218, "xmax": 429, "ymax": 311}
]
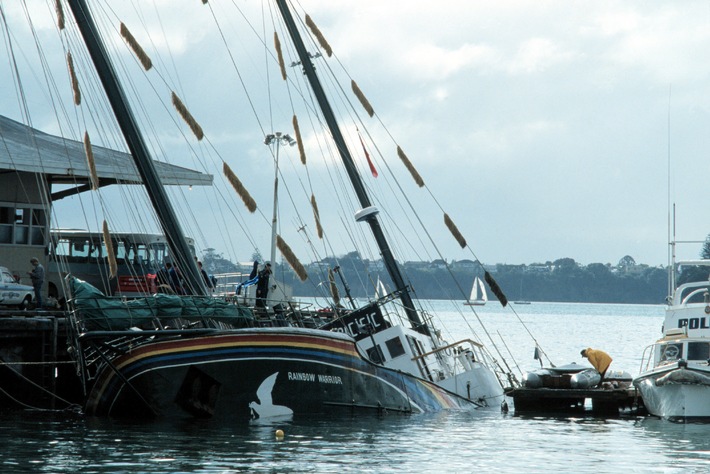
[{"xmin": 227, "ymin": 254, "xmax": 669, "ymax": 305}]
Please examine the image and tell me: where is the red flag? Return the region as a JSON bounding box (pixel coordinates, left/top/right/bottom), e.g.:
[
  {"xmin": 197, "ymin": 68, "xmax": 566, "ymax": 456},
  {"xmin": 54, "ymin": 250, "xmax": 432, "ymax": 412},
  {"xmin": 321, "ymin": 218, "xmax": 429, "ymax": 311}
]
[{"xmin": 358, "ymin": 130, "xmax": 378, "ymax": 178}]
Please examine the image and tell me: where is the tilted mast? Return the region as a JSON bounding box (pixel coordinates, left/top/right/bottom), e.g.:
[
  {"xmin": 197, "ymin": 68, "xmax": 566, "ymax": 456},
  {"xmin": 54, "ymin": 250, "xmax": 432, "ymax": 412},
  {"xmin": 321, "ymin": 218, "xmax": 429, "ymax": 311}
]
[
  {"xmin": 275, "ymin": 0, "xmax": 426, "ymax": 333},
  {"xmin": 66, "ymin": 0, "xmax": 205, "ymax": 296}
]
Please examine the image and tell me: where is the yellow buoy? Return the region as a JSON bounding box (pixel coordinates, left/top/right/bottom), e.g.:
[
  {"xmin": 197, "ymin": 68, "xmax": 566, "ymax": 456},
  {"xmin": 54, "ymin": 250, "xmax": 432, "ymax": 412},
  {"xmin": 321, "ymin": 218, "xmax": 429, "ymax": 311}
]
[{"xmin": 275, "ymin": 429, "xmax": 285, "ymax": 439}]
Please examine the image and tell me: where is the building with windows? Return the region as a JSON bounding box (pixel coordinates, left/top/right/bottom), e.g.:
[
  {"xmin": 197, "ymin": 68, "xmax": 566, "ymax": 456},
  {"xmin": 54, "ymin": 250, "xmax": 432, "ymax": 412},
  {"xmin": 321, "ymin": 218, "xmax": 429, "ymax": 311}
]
[{"xmin": 0, "ymin": 114, "xmax": 211, "ymax": 302}]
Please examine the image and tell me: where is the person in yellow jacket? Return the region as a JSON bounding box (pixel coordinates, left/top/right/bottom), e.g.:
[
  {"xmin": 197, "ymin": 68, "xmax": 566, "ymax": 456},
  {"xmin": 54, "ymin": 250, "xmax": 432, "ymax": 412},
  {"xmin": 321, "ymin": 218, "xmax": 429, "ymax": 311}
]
[{"xmin": 581, "ymin": 348, "xmax": 612, "ymax": 383}]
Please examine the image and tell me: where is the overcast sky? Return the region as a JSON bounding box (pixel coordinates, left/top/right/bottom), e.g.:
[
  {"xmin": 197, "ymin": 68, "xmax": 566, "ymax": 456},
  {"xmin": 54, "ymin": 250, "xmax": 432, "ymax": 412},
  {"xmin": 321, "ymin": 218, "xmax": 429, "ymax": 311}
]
[
  {"xmin": 300, "ymin": 1, "xmax": 710, "ymax": 267},
  {"xmin": 4, "ymin": 1, "xmax": 710, "ymax": 267}
]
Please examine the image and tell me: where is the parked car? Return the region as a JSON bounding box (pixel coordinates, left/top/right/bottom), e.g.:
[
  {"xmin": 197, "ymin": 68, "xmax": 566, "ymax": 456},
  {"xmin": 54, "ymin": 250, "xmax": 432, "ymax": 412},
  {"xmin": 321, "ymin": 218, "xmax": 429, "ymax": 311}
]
[{"xmin": 0, "ymin": 266, "xmax": 34, "ymax": 309}]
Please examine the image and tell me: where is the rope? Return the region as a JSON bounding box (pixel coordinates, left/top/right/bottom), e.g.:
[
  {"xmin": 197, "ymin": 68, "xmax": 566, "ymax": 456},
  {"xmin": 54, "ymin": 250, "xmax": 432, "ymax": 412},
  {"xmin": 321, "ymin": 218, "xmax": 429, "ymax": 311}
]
[
  {"xmin": 0, "ymin": 360, "xmax": 75, "ymax": 366},
  {"xmin": 0, "ymin": 384, "xmax": 81, "ymax": 412},
  {"xmin": 1, "ymin": 360, "xmax": 82, "ymax": 410}
]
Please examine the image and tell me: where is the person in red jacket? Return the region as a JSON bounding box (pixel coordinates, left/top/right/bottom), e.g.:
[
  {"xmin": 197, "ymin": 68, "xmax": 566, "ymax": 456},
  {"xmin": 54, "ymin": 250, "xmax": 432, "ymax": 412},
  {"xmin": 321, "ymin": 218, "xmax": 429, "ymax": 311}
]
[{"xmin": 581, "ymin": 348, "xmax": 612, "ymax": 385}]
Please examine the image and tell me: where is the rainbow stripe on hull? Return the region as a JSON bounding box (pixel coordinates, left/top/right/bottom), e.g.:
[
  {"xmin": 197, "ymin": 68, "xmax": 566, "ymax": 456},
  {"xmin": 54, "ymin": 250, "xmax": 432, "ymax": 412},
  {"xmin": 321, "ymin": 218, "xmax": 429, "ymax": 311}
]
[{"xmin": 83, "ymin": 327, "xmax": 470, "ymax": 420}]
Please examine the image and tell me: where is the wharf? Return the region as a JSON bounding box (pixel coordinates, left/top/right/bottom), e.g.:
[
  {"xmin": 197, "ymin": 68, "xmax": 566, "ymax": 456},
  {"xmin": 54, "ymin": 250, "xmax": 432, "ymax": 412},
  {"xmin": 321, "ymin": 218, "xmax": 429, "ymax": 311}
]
[
  {"xmin": 0, "ymin": 311, "xmax": 83, "ymax": 410},
  {"xmin": 509, "ymin": 387, "xmax": 645, "ymax": 416}
]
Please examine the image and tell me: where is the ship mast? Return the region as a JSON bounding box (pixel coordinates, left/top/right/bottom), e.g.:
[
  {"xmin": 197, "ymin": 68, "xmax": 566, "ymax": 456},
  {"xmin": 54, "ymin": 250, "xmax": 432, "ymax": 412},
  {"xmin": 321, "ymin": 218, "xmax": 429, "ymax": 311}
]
[
  {"xmin": 275, "ymin": 0, "xmax": 426, "ymax": 333},
  {"xmin": 66, "ymin": 0, "xmax": 205, "ymax": 296}
]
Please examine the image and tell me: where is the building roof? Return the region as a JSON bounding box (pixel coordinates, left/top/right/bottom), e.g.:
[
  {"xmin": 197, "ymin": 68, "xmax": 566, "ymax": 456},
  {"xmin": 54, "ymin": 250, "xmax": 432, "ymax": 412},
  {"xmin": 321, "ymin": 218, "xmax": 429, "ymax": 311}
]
[{"xmin": 0, "ymin": 114, "xmax": 212, "ymax": 187}]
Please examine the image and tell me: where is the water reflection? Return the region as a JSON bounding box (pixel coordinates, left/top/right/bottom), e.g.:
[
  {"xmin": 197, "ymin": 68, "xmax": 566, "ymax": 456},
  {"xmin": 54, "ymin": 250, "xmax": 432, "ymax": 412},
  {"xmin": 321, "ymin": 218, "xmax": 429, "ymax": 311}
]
[
  {"xmin": 634, "ymin": 417, "xmax": 710, "ymax": 469},
  {"xmin": 4, "ymin": 303, "xmax": 706, "ymax": 473},
  {"xmin": 5, "ymin": 408, "xmax": 710, "ymax": 472}
]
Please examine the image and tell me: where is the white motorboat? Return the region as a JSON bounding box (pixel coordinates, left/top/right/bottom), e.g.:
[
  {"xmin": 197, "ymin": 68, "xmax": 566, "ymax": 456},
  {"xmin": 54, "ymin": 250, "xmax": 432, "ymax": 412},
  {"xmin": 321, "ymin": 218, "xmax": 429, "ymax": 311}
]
[{"xmin": 633, "ymin": 259, "xmax": 710, "ymax": 421}]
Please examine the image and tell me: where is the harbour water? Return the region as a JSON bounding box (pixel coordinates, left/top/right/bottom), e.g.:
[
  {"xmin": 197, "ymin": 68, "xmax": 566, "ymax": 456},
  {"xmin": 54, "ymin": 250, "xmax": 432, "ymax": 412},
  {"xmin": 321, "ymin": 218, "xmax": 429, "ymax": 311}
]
[{"xmin": 4, "ymin": 301, "xmax": 710, "ymax": 473}]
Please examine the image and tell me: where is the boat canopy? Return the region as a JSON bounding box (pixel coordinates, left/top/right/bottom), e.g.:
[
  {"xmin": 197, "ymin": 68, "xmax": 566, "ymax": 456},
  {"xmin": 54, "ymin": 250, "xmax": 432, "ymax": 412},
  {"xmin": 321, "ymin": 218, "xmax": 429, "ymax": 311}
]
[{"xmin": 70, "ymin": 277, "xmax": 253, "ymax": 331}]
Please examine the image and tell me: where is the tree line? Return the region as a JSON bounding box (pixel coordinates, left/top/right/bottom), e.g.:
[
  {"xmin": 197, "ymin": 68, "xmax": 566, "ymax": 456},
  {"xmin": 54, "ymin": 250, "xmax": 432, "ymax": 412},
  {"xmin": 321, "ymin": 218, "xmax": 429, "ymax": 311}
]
[{"xmin": 202, "ymin": 249, "xmax": 670, "ymax": 304}]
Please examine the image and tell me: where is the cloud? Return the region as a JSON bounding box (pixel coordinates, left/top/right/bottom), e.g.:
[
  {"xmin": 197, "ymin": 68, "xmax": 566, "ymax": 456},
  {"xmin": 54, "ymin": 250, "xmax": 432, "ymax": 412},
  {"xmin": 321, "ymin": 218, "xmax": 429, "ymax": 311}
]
[
  {"xmin": 6, "ymin": 0, "xmax": 710, "ymax": 268},
  {"xmin": 507, "ymin": 38, "xmax": 575, "ymax": 74},
  {"xmin": 401, "ymin": 43, "xmax": 498, "ymax": 80}
]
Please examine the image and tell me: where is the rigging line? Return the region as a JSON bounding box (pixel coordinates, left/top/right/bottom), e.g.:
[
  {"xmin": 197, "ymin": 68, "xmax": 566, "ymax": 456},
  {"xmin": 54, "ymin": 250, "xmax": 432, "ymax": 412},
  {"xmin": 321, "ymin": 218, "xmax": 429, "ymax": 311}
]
[
  {"xmin": 91, "ymin": 5, "xmax": 205, "ymax": 239},
  {"xmin": 93, "ymin": 3, "xmax": 204, "ymax": 162},
  {"xmin": 0, "ymin": 4, "xmax": 43, "ymax": 205},
  {"xmin": 300, "ymin": 19, "xmax": 473, "ymax": 270},
  {"xmin": 198, "ymin": 4, "xmax": 313, "ymax": 257},
  {"xmin": 351, "ymin": 122, "xmax": 485, "ymax": 310},
  {"xmin": 263, "ymin": 0, "xmax": 276, "ymax": 133},
  {"xmin": 666, "ymin": 85, "xmax": 672, "ymax": 296},
  {"xmin": 56, "ymin": 17, "xmax": 127, "ymax": 228},
  {"xmin": 260, "ymin": 12, "xmax": 321, "ymax": 262},
  {"xmin": 327, "ymin": 49, "xmax": 463, "ymax": 253},
  {"xmin": 273, "ymin": 4, "xmax": 373, "ymax": 247},
  {"xmin": 295, "ymin": 231, "xmax": 339, "ymax": 301},
  {"xmin": 280, "ymin": 13, "xmax": 513, "ymax": 358},
  {"xmin": 312, "ymin": 119, "xmax": 380, "ymax": 262},
  {"xmin": 149, "ymin": 1, "xmax": 184, "ymax": 94},
  {"xmin": 11, "ymin": 3, "xmax": 104, "ymax": 285},
  {"xmin": 278, "ymin": 5, "xmax": 484, "ymax": 334},
  {"xmin": 270, "ymin": 6, "xmax": 492, "ymax": 356},
  {"xmin": 274, "ymin": 112, "xmax": 365, "ymax": 273},
  {"xmin": 52, "ymin": 12, "xmax": 145, "ymax": 286},
  {"xmin": 256, "ymin": 14, "xmax": 340, "ymax": 262},
  {"xmin": 282, "ymin": 24, "xmax": 436, "ymax": 269},
  {"xmin": 338, "ymin": 106, "xmax": 437, "ymax": 266},
  {"xmin": 263, "ymin": 24, "xmax": 375, "ymax": 275},
  {"xmin": 75, "ymin": 4, "xmax": 254, "ymax": 259},
  {"xmin": 294, "ymin": 227, "xmax": 340, "ymax": 303},
  {"xmin": 277, "ymin": 154, "xmax": 368, "ymax": 301},
  {"xmin": 272, "ymin": 5, "xmax": 323, "ymax": 222},
  {"xmin": 355, "ymin": 144, "xmax": 507, "ymax": 359},
  {"xmin": 497, "ymin": 330, "xmax": 523, "ymax": 379},
  {"xmin": 337, "ymin": 214, "xmax": 379, "ymax": 296},
  {"xmin": 95, "ymin": 1, "xmax": 277, "ymax": 264},
  {"xmin": 206, "ymin": 0, "xmax": 268, "ymax": 138},
  {"xmin": 1, "ymin": 355, "xmax": 80, "ymax": 408},
  {"xmin": 506, "ymin": 305, "xmax": 554, "ymax": 367},
  {"xmin": 290, "ymin": 224, "xmax": 329, "ymax": 297},
  {"xmin": 0, "ymin": 383, "xmax": 80, "ymax": 413}
]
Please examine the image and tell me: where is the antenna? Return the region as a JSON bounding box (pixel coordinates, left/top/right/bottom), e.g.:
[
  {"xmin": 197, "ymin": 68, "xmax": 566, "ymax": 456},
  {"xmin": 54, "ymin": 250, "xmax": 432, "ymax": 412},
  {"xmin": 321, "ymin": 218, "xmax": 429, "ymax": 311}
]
[{"xmin": 667, "ymin": 85, "xmax": 673, "ymax": 300}]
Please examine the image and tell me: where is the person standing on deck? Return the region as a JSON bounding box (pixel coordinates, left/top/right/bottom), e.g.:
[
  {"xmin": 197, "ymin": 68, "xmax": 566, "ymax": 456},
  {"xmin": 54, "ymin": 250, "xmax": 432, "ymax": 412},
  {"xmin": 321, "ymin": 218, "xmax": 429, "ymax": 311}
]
[
  {"xmin": 581, "ymin": 348, "xmax": 612, "ymax": 384},
  {"xmin": 198, "ymin": 261, "xmax": 213, "ymax": 292},
  {"xmin": 155, "ymin": 263, "xmax": 170, "ymax": 291},
  {"xmin": 166, "ymin": 262, "xmax": 184, "ymax": 295},
  {"xmin": 255, "ymin": 263, "xmax": 272, "ymax": 309},
  {"xmin": 28, "ymin": 257, "xmax": 44, "ymax": 309}
]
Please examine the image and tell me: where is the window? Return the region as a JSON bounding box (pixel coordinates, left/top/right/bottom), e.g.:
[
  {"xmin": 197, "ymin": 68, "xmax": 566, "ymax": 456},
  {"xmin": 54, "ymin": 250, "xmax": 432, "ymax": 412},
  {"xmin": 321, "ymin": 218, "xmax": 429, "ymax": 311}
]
[
  {"xmin": 0, "ymin": 204, "xmax": 46, "ymax": 246},
  {"xmin": 72, "ymin": 239, "xmax": 91, "ymax": 259},
  {"xmin": 31, "ymin": 210, "xmax": 45, "ymax": 245},
  {"xmin": 52, "ymin": 239, "xmax": 70, "ymax": 258},
  {"xmin": 0, "ymin": 206, "xmax": 12, "ymax": 244},
  {"xmin": 14, "ymin": 208, "xmax": 29, "ymax": 244},
  {"xmin": 687, "ymin": 342, "xmax": 710, "ymax": 361},
  {"xmin": 149, "ymin": 242, "xmax": 169, "ymax": 266},
  {"xmin": 660, "ymin": 343, "xmax": 682, "ymax": 361},
  {"xmin": 0, "ymin": 206, "xmax": 12, "ymax": 224},
  {"xmin": 385, "ymin": 337, "xmax": 406, "ymax": 358},
  {"xmin": 366, "ymin": 345, "xmax": 385, "ymax": 364}
]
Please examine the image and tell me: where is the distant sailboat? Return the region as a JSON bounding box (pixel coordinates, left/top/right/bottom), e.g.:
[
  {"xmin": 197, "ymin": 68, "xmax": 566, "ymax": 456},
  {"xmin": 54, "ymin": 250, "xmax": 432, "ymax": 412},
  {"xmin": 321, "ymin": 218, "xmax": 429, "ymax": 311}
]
[
  {"xmin": 374, "ymin": 277, "xmax": 388, "ymax": 299},
  {"xmin": 514, "ymin": 278, "xmax": 531, "ymax": 305},
  {"xmin": 464, "ymin": 276, "xmax": 487, "ymax": 306}
]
